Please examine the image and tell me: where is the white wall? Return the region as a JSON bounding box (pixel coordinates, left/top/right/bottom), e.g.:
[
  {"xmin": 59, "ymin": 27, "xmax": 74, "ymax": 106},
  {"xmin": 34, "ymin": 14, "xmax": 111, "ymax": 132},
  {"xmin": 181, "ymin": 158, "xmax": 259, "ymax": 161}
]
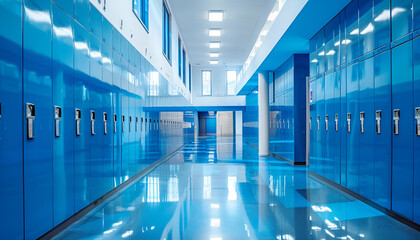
[
  {"xmin": 235, "ymin": 111, "xmax": 243, "ymax": 135},
  {"xmin": 91, "ymin": 0, "xmax": 192, "ymax": 101},
  {"xmin": 191, "ymin": 66, "xmax": 246, "ymax": 106},
  {"xmin": 216, "ymin": 111, "xmax": 234, "ymax": 136}
]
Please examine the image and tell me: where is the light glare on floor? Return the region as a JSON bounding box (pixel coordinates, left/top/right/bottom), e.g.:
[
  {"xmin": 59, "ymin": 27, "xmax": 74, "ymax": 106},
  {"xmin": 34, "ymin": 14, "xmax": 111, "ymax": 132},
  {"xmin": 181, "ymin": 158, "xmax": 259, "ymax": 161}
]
[
  {"xmin": 209, "ymin": 29, "xmax": 222, "ymax": 37},
  {"xmin": 209, "ymin": 11, "xmax": 223, "ymax": 21},
  {"xmin": 210, "ymin": 60, "xmax": 219, "ymax": 65},
  {"xmin": 209, "ymin": 42, "xmax": 221, "ymax": 49},
  {"xmin": 210, "ymin": 53, "xmax": 220, "ymax": 58},
  {"xmin": 210, "ymin": 218, "xmax": 220, "ymax": 227}
]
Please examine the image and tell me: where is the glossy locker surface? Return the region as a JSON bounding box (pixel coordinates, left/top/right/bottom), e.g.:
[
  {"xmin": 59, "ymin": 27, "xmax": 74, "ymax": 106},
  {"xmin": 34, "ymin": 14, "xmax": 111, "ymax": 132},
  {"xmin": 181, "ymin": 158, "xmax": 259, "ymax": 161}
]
[
  {"xmin": 358, "ymin": 57, "xmax": 374, "ymax": 201},
  {"xmin": 391, "ymin": 41, "xmax": 414, "ymax": 219},
  {"xmin": 340, "ymin": 68, "xmax": 347, "ymax": 187},
  {"xmin": 74, "ymin": 23, "xmax": 92, "ymax": 211},
  {"xmin": 23, "ymin": 0, "xmax": 54, "ymax": 238},
  {"xmin": 346, "ymin": 0, "xmax": 359, "ymax": 62},
  {"xmin": 373, "ymin": 0, "xmax": 391, "ymax": 49},
  {"xmin": 0, "ymin": 0, "xmax": 23, "ymax": 238},
  {"xmin": 373, "ymin": 50, "xmax": 391, "ymax": 209},
  {"xmin": 52, "ymin": 5, "xmax": 75, "ymax": 226},
  {"xmin": 359, "ymin": 0, "xmax": 374, "ymax": 55},
  {"xmin": 53, "ymin": 136, "xmax": 420, "ymax": 240},
  {"xmin": 391, "ymin": 0, "xmax": 413, "ymax": 41},
  {"xmin": 346, "ymin": 63, "xmax": 359, "ymax": 193},
  {"xmin": 112, "ymin": 52, "xmax": 122, "ymax": 187},
  {"xmin": 414, "ymin": 36, "xmax": 420, "ymax": 222}
]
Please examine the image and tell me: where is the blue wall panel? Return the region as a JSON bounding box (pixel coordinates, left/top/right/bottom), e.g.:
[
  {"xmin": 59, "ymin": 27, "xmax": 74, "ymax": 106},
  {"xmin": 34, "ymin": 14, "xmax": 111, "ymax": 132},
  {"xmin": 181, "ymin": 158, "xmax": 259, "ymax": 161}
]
[
  {"xmin": 0, "ymin": 0, "xmax": 23, "ymax": 238},
  {"xmin": 52, "ymin": 4, "xmax": 75, "ymax": 226},
  {"xmin": 391, "ymin": 41, "xmax": 414, "ymax": 219},
  {"xmin": 23, "ymin": 0, "xmax": 54, "ymax": 238}
]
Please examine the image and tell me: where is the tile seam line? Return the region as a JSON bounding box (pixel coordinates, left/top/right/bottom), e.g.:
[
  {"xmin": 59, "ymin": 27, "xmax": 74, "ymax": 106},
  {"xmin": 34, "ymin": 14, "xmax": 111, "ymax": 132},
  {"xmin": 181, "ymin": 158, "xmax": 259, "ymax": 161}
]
[{"xmin": 37, "ymin": 142, "xmax": 190, "ymax": 240}]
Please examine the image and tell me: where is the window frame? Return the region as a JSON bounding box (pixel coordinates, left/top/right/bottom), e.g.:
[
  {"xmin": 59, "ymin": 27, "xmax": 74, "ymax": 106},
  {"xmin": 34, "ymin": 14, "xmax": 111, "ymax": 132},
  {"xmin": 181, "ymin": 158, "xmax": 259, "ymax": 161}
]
[
  {"xmin": 188, "ymin": 63, "xmax": 192, "ymax": 92},
  {"xmin": 182, "ymin": 48, "xmax": 186, "ymax": 85},
  {"xmin": 226, "ymin": 70, "xmax": 237, "ymax": 96},
  {"xmin": 162, "ymin": 0, "xmax": 171, "ymax": 63},
  {"xmin": 178, "ymin": 36, "xmax": 182, "ymax": 78},
  {"xmin": 201, "ymin": 70, "xmax": 212, "ymax": 96},
  {"xmin": 132, "ymin": 0, "xmax": 149, "ymax": 32}
]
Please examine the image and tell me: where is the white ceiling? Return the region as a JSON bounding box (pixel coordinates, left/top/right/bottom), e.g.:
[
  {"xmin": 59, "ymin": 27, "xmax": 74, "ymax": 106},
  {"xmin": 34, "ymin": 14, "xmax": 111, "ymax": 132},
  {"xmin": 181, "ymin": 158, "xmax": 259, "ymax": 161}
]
[{"xmin": 167, "ymin": 0, "xmax": 276, "ymax": 68}]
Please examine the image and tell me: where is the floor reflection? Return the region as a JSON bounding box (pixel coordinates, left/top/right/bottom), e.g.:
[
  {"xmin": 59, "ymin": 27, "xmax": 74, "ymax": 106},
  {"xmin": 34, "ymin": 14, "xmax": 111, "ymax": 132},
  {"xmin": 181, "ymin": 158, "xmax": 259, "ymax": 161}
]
[{"xmin": 54, "ymin": 136, "xmax": 420, "ymax": 240}]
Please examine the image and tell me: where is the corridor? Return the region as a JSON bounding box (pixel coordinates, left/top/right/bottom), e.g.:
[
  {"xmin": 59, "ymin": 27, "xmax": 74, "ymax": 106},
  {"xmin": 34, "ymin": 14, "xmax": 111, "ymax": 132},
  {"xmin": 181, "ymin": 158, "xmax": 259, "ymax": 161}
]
[{"xmin": 53, "ymin": 137, "xmax": 420, "ymax": 240}]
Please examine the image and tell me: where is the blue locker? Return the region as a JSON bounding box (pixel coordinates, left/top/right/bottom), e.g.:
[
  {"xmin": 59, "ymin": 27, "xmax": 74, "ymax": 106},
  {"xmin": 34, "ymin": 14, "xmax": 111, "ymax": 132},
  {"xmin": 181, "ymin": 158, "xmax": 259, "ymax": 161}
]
[
  {"xmin": 359, "ymin": 0, "xmax": 373, "ymax": 55},
  {"xmin": 346, "ymin": 63, "xmax": 359, "ymax": 193},
  {"xmin": 23, "ymin": 0, "xmax": 53, "ymax": 238},
  {"xmin": 339, "ymin": 11, "xmax": 346, "ymax": 65},
  {"xmin": 317, "ymin": 78, "xmax": 325, "ymax": 177},
  {"xmin": 102, "ymin": 43, "xmax": 113, "ymax": 193},
  {"xmin": 415, "ymin": 0, "xmax": 420, "ymax": 31},
  {"xmin": 74, "ymin": 23, "xmax": 91, "ymax": 211},
  {"xmin": 325, "ymin": 73, "xmax": 334, "ymax": 180},
  {"xmin": 54, "ymin": 0, "xmax": 74, "ymax": 17},
  {"xmin": 90, "ymin": 4, "xmax": 102, "ymax": 41},
  {"xmin": 414, "ymin": 36, "xmax": 420, "ymax": 223},
  {"xmin": 332, "ymin": 71, "xmax": 341, "ymax": 184},
  {"xmin": 309, "ymin": 81, "xmax": 317, "ymax": 172},
  {"xmin": 121, "ymin": 60, "xmax": 130, "ymax": 182},
  {"xmin": 373, "ymin": 50, "xmax": 392, "ymax": 209},
  {"xmin": 316, "ymin": 30, "xmax": 325, "ymax": 75},
  {"xmin": 340, "ymin": 68, "xmax": 347, "ymax": 187},
  {"xmin": 391, "ymin": 41, "xmax": 414, "ymax": 219},
  {"xmin": 74, "ymin": 0, "xmax": 89, "ymax": 29},
  {"xmin": 89, "ymin": 34, "xmax": 104, "ymax": 201},
  {"xmin": 52, "ymin": 5, "xmax": 75, "ymax": 225},
  {"xmin": 135, "ymin": 69, "xmax": 142, "ymax": 173},
  {"xmin": 391, "ymin": 0, "xmax": 413, "ymax": 41},
  {"xmin": 346, "ymin": 0, "xmax": 359, "ymax": 62},
  {"xmin": 129, "ymin": 66, "xmax": 136, "ymax": 177},
  {"xmin": 373, "ymin": 0, "xmax": 391, "ymax": 49},
  {"xmin": 358, "ymin": 57, "xmax": 375, "ymax": 200},
  {"xmin": 0, "ymin": 0, "xmax": 23, "ymax": 238}
]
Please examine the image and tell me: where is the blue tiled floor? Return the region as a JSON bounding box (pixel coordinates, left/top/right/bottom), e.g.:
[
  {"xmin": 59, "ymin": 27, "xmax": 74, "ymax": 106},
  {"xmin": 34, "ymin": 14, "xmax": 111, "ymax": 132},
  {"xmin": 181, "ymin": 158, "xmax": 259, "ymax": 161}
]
[{"xmin": 54, "ymin": 136, "xmax": 420, "ymax": 240}]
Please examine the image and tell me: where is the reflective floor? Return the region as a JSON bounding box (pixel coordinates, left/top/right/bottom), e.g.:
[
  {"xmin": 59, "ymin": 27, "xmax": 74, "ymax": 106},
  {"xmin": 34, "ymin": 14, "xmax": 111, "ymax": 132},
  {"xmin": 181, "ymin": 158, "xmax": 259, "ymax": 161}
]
[{"xmin": 54, "ymin": 136, "xmax": 420, "ymax": 240}]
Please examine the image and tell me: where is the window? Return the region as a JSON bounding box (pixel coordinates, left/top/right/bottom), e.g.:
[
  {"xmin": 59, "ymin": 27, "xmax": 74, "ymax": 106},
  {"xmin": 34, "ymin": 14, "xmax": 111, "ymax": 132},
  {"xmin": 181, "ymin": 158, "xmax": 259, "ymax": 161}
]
[
  {"xmin": 202, "ymin": 71, "xmax": 212, "ymax": 96},
  {"xmin": 133, "ymin": 0, "xmax": 149, "ymax": 30},
  {"xmin": 162, "ymin": 1, "xmax": 171, "ymax": 62},
  {"xmin": 182, "ymin": 49, "xmax": 186, "ymax": 85},
  {"xmin": 188, "ymin": 63, "xmax": 192, "ymax": 92},
  {"xmin": 178, "ymin": 37, "xmax": 182, "ymax": 78},
  {"xmin": 227, "ymin": 70, "xmax": 237, "ymax": 95},
  {"xmin": 148, "ymin": 71, "xmax": 159, "ymax": 96}
]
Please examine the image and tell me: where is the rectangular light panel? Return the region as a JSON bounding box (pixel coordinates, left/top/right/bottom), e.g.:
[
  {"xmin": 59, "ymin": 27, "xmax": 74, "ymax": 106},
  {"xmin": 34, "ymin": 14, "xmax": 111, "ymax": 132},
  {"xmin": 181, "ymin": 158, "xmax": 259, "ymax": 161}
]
[
  {"xmin": 209, "ymin": 29, "xmax": 222, "ymax": 37},
  {"xmin": 209, "ymin": 42, "xmax": 221, "ymax": 49},
  {"xmin": 209, "ymin": 11, "xmax": 223, "ymax": 21},
  {"xmin": 210, "ymin": 60, "xmax": 219, "ymax": 65},
  {"xmin": 210, "ymin": 53, "xmax": 219, "ymax": 58}
]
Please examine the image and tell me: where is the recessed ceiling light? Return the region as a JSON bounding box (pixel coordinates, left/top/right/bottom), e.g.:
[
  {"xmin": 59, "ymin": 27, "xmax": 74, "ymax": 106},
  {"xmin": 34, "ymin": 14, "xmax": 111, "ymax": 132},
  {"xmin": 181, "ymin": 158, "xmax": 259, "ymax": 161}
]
[
  {"xmin": 209, "ymin": 29, "xmax": 222, "ymax": 37},
  {"xmin": 209, "ymin": 42, "xmax": 221, "ymax": 49},
  {"xmin": 210, "ymin": 53, "xmax": 220, "ymax": 58},
  {"xmin": 209, "ymin": 11, "xmax": 223, "ymax": 22},
  {"xmin": 210, "ymin": 60, "xmax": 219, "ymax": 65}
]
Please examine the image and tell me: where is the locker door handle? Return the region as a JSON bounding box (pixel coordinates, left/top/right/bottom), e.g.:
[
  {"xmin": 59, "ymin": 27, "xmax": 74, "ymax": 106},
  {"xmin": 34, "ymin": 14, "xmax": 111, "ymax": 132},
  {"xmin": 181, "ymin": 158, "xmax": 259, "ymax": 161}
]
[
  {"xmin": 283, "ymin": 119, "xmax": 286, "ymax": 130},
  {"xmin": 0, "ymin": 101, "xmax": 2, "ymax": 119},
  {"xmin": 335, "ymin": 114, "xmax": 338, "ymax": 132},
  {"xmin": 393, "ymin": 109, "xmax": 400, "ymax": 135},
  {"xmin": 309, "ymin": 117, "xmax": 312, "ymax": 131},
  {"xmin": 376, "ymin": 110, "xmax": 381, "ymax": 134},
  {"xmin": 415, "ymin": 108, "xmax": 420, "ymax": 136},
  {"xmin": 325, "ymin": 115, "xmax": 329, "ymax": 132},
  {"xmin": 360, "ymin": 112, "xmax": 365, "ymax": 134},
  {"xmin": 136, "ymin": 117, "xmax": 138, "ymax": 132},
  {"xmin": 317, "ymin": 116, "xmax": 320, "ymax": 131},
  {"xmin": 122, "ymin": 115, "xmax": 125, "ymax": 132},
  {"xmin": 54, "ymin": 106, "xmax": 62, "ymax": 137},
  {"xmin": 75, "ymin": 109, "xmax": 81, "ymax": 136},
  {"xmin": 26, "ymin": 103, "xmax": 35, "ymax": 139},
  {"xmin": 90, "ymin": 111, "xmax": 96, "ymax": 135},
  {"xmin": 287, "ymin": 119, "xmax": 290, "ymax": 129},
  {"xmin": 103, "ymin": 113, "xmax": 108, "ymax": 135},
  {"xmin": 129, "ymin": 116, "xmax": 132, "ymax": 132},
  {"xmin": 113, "ymin": 114, "xmax": 117, "ymax": 133},
  {"xmin": 347, "ymin": 113, "xmax": 351, "ymax": 133}
]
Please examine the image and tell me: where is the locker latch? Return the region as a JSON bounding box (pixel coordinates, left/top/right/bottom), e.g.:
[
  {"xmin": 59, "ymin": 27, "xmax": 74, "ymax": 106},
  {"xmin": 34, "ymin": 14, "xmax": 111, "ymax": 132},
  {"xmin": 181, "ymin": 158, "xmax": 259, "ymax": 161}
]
[
  {"xmin": 279, "ymin": 119, "xmax": 282, "ymax": 129},
  {"xmin": 141, "ymin": 118, "xmax": 143, "ymax": 132},
  {"xmin": 54, "ymin": 106, "xmax": 62, "ymax": 137},
  {"xmin": 393, "ymin": 109, "xmax": 400, "ymax": 135},
  {"xmin": 136, "ymin": 117, "xmax": 138, "ymax": 132},
  {"xmin": 26, "ymin": 103, "xmax": 35, "ymax": 139},
  {"xmin": 360, "ymin": 112, "xmax": 365, "ymax": 134},
  {"xmin": 150, "ymin": 118, "xmax": 152, "ymax": 131},
  {"xmin": 75, "ymin": 109, "xmax": 81, "ymax": 136},
  {"xmin": 283, "ymin": 119, "xmax": 286, "ymax": 130},
  {"xmin": 309, "ymin": 117, "xmax": 312, "ymax": 131},
  {"xmin": 317, "ymin": 116, "xmax": 320, "ymax": 131},
  {"xmin": 0, "ymin": 101, "xmax": 2, "ymax": 119},
  {"xmin": 335, "ymin": 114, "xmax": 338, "ymax": 132},
  {"xmin": 113, "ymin": 114, "xmax": 117, "ymax": 133},
  {"xmin": 415, "ymin": 108, "xmax": 420, "ymax": 136},
  {"xmin": 145, "ymin": 118, "xmax": 147, "ymax": 131},
  {"xmin": 347, "ymin": 113, "xmax": 351, "ymax": 133},
  {"xmin": 122, "ymin": 115, "xmax": 125, "ymax": 132},
  {"xmin": 287, "ymin": 119, "xmax": 290, "ymax": 130},
  {"xmin": 325, "ymin": 115, "xmax": 329, "ymax": 132},
  {"xmin": 129, "ymin": 116, "xmax": 132, "ymax": 132},
  {"xmin": 376, "ymin": 110, "xmax": 382, "ymax": 134},
  {"xmin": 90, "ymin": 111, "xmax": 96, "ymax": 135},
  {"xmin": 103, "ymin": 113, "xmax": 108, "ymax": 135}
]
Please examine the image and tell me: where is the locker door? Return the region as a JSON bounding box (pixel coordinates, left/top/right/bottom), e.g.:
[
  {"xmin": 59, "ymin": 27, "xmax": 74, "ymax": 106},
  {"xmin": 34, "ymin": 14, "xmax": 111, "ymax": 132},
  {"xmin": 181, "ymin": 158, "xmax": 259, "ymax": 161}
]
[
  {"xmin": 325, "ymin": 73, "xmax": 334, "ymax": 180},
  {"xmin": 332, "ymin": 71, "xmax": 341, "ymax": 184},
  {"xmin": 309, "ymin": 80, "xmax": 317, "ymax": 172},
  {"xmin": 340, "ymin": 68, "xmax": 347, "ymax": 187},
  {"xmin": 373, "ymin": 50, "xmax": 391, "ymax": 209},
  {"xmin": 121, "ymin": 60, "xmax": 129, "ymax": 182},
  {"xmin": 412, "ymin": 36, "xmax": 420, "ymax": 222},
  {"xmin": 391, "ymin": 41, "xmax": 414, "ymax": 219},
  {"xmin": 112, "ymin": 53, "xmax": 122, "ymax": 187},
  {"xmin": 135, "ymin": 69, "xmax": 142, "ymax": 173},
  {"xmin": 89, "ymin": 35, "xmax": 104, "ymax": 201},
  {"xmin": 52, "ymin": 5, "xmax": 75, "ymax": 225},
  {"xmin": 318, "ymin": 77, "xmax": 325, "ymax": 177},
  {"xmin": 346, "ymin": 63, "xmax": 359, "ymax": 193},
  {"xmin": 102, "ymin": 44, "xmax": 113, "ymax": 193},
  {"xmin": 391, "ymin": 0, "xmax": 413, "ymax": 41},
  {"xmin": 74, "ymin": 23, "xmax": 91, "ymax": 211},
  {"xmin": 358, "ymin": 57, "xmax": 375, "ymax": 200},
  {"xmin": 23, "ymin": 0, "xmax": 53, "ymax": 238},
  {"xmin": 128, "ymin": 66, "xmax": 136, "ymax": 177},
  {"xmin": 0, "ymin": 0, "xmax": 23, "ymax": 238}
]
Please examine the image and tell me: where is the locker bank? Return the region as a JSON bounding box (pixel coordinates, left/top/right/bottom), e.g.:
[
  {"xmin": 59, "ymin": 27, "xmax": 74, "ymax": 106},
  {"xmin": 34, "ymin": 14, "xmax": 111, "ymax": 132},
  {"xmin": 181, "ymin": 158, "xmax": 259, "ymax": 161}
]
[{"xmin": 0, "ymin": 0, "xmax": 420, "ymax": 239}]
